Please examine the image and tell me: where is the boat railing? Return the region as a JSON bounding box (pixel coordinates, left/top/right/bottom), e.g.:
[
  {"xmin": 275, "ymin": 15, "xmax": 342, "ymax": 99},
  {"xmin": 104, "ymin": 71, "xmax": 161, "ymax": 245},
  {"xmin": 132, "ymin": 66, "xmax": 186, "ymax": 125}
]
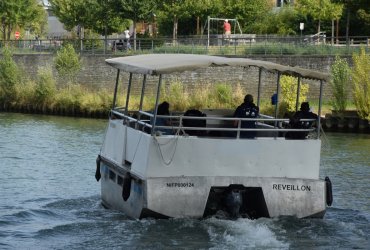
[{"xmin": 111, "ymin": 109, "xmax": 318, "ymax": 139}]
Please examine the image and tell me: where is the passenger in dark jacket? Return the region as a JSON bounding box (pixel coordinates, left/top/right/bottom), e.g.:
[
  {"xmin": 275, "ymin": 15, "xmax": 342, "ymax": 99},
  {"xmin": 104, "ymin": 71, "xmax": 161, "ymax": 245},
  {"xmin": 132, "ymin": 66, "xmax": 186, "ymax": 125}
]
[
  {"xmin": 152, "ymin": 101, "xmax": 173, "ymax": 135},
  {"xmin": 233, "ymin": 94, "xmax": 259, "ymax": 138},
  {"xmin": 287, "ymin": 102, "xmax": 318, "ymax": 139}
]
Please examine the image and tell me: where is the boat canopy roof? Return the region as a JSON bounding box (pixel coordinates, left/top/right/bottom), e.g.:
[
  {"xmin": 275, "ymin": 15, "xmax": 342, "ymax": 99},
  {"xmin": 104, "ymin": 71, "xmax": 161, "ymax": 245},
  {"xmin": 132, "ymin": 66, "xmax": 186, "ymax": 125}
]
[{"xmin": 105, "ymin": 54, "xmax": 329, "ymax": 82}]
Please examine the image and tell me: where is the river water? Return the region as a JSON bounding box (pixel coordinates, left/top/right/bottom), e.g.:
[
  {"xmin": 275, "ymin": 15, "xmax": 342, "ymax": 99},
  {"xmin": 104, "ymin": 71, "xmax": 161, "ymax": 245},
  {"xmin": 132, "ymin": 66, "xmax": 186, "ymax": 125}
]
[{"xmin": 0, "ymin": 113, "xmax": 369, "ymax": 249}]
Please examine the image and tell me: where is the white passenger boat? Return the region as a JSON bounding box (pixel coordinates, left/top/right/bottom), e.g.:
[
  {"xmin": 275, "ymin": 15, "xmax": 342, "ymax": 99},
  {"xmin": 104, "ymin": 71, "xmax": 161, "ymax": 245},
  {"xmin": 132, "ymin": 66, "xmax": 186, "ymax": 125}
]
[{"xmin": 95, "ymin": 54, "xmax": 333, "ymax": 219}]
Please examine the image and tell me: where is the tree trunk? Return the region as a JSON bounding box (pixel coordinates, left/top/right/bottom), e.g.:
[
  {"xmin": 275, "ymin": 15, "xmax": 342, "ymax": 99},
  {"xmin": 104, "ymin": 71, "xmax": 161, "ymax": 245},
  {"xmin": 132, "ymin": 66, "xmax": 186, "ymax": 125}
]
[
  {"xmin": 336, "ymin": 19, "xmax": 339, "ymax": 44},
  {"xmin": 346, "ymin": 8, "xmax": 350, "ymax": 45},
  {"xmin": 173, "ymin": 15, "xmax": 177, "ymax": 44},
  {"xmin": 331, "ymin": 19, "xmax": 334, "ymax": 45},
  {"xmin": 133, "ymin": 20, "xmax": 137, "ymax": 51},
  {"xmin": 7, "ymin": 24, "xmax": 11, "ymax": 40},
  {"xmin": 196, "ymin": 16, "xmax": 200, "ymax": 35},
  {"xmin": 1, "ymin": 22, "xmax": 5, "ymax": 40}
]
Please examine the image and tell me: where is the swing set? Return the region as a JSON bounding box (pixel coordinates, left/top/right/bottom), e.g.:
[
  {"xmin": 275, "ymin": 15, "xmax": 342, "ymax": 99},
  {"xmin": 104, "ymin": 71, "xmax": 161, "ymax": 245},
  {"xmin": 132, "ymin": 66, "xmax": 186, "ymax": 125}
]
[{"xmin": 202, "ymin": 16, "xmax": 243, "ymax": 47}]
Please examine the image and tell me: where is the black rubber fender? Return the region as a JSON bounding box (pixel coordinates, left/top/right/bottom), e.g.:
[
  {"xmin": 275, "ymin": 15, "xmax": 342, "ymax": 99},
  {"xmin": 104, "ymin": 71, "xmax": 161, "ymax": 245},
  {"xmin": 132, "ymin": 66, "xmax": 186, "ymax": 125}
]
[
  {"xmin": 122, "ymin": 173, "xmax": 132, "ymax": 201},
  {"xmin": 325, "ymin": 176, "xmax": 333, "ymax": 206},
  {"xmin": 95, "ymin": 156, "xmax": 101, "ymax": 182}
]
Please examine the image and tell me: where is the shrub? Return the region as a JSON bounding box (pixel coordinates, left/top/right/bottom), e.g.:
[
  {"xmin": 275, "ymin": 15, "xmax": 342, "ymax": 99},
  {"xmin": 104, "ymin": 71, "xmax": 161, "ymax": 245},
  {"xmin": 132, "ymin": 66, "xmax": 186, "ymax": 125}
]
[
  {"xmin": 280, "ymin": 75, "xmax": 309, "ymax": 112},
  {"xmin": 0, "ymin": 47, "xmax": 21, "ymax": 105},
  {"xmin": 54, "ymin": 44, "xmax": 81, "ymax": 83},
  {"xmin": 189, "ymin": 83, "xmax": 211, "ymax": 109},
  {"xmin": 14, "ymin": 80, "xmax": 36, "ymax": 109},
  {"xmin": 34, "ymin": 66, "xmax": 56, "ymax": 108},
  {"xmin": 165, "ymin": 81, "xmax": 189, "ymax": 111},
  {"xmin": 55, "ymin": 84, "xmax": 84, "ymax": 112},
  {"xmin": 212, "ymin": 83, "xmax": 233, "ymax": 108},
  {"xmin": 330, "ymin": 56, "xmax": 351, "ymax": 112},
  {"xmin": 352, "ymin": 48, "xmax": 370, "ymax": 120}
]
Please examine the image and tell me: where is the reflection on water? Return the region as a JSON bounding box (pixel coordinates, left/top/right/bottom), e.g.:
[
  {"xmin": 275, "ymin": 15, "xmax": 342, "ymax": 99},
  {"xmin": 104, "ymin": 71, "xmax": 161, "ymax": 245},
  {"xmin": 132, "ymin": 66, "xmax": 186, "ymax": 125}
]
[{"xmin": 0, "ymin": 113, "xmax": 369, "ymax": 249}]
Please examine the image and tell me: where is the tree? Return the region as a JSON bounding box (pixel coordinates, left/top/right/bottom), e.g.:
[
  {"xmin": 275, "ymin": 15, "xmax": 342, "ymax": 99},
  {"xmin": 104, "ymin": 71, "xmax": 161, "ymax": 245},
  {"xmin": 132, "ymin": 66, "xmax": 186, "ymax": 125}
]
[
  {"xmin": 221, "ymin": 0, "xmax": 272, "ymax": 34},
  {"xmin": 158, "ymin": 0, "xmax": 271, "ymax": 36},
  {"xmin": 184, "ymin": 0, "xmax": 222, "ymax": 35},
  {"xmin": 254, "ymin": 6, "xmax": 304, "ymax": 35},
  {"xmin": 0, "ymin": 0, "xmax": 46, "ymax": 40},
  {"xmin": 109, "ymin": 0, "xmax": 157, "ymax": 49},
  {"xmin": 49, "ymin": 0, "xmax": 88, "ymax": 31},
  {"xmin": 87, "ymin": 0, "xmax": 128, "ymax": 35},
  {"xmin": 296, "ymin": 0, "xmax": 343, "ymax": 34},
  {"xmin": 159, "ymin": 0, "xmax": 191, "ymax": 41},
  {"xmin": 333, "ymin": 0, "xmax": 370, "ymax": 39}
]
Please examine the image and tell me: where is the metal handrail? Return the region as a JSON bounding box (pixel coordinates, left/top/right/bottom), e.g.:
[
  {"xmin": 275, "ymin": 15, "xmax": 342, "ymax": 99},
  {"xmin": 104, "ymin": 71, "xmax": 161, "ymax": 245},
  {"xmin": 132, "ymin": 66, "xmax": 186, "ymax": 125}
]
[{"xmin": 112, "ymin": 109, "xmax": 318, "ymax": 137}]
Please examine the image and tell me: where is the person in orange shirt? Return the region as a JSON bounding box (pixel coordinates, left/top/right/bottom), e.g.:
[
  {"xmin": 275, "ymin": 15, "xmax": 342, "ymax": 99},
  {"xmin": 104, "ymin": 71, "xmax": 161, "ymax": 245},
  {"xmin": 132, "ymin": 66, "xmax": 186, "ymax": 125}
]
[{"xmin": 224, "ymin": 19, "xmax": 231, "ymax": 38}]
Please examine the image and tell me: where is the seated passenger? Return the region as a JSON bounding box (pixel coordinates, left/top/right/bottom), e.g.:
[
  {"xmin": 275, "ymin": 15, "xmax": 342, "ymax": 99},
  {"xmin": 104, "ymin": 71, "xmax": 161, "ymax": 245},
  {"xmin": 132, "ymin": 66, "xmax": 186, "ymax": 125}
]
[
  {"xmin": 183, "ymin": 109, "xmax": 207, "ymax": 136},
  {"xmin": 233, "ymin": 94, "xmax": 259, "ymax": 138},
  {"xmin": 152, "ymin": 101, "xmax": 173, "ymax": 135},
  {"xmin": 286, "ymin": 102, "xmax": 318, "ymax": 139}
]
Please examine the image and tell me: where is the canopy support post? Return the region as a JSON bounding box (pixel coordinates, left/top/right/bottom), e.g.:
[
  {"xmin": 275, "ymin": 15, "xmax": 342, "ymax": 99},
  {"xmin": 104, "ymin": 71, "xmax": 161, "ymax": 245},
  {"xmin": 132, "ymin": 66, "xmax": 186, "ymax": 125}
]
[
  {"xmin": 317, "ymin": 80, "xmax": 324, "ymax": 137},
  {"xmin": 136, "ymin": 74, "xmax": 147, "ymax": 129},
  {"xmin": 274, "ymin": 72, "xmax": 281, "ymax": 128},
  {"xmin": 295, "ymin": 76, "xmax": 301, "ymax": 112},
  {"xmin": 257, "ymin": 68, "xmax": 262, "ymax": 108},
  {"xmin": 124, "ymin": 73, "xmax": 133, "ymax": 123},
  {"xmin": 152, "ymin": 74, "xmax": 163, "ymax": 135},
  {"xmin": 112, "ymin": 69, "xmax": 120, "ymax": 111}
]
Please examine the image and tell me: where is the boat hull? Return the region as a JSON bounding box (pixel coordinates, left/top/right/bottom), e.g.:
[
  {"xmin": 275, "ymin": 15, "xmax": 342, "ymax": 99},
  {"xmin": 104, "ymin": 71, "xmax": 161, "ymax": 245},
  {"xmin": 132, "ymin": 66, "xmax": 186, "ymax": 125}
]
[{"xmin": 100, "ymin": 160, "xmax": 327, "ymax": 219}]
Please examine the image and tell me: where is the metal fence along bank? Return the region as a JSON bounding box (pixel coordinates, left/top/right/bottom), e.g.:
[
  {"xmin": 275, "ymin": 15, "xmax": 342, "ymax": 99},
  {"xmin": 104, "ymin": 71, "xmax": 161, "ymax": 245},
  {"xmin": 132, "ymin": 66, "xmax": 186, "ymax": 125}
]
[{"xmin": 1, "ymin": 34, "xmax": 370, "ymax": 56}]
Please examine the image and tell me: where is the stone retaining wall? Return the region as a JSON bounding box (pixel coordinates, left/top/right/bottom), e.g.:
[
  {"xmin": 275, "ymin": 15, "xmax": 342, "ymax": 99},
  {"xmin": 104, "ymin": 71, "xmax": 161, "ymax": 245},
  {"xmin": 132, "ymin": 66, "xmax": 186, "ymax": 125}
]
[{"xmin": 10, "ymin": 54, "xmax": 353, "ymax": 100}]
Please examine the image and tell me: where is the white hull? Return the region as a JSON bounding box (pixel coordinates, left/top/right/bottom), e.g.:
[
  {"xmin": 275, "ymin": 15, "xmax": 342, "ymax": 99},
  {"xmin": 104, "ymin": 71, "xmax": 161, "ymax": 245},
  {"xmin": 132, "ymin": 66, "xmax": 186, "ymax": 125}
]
[{"xmin": 98, "ymin": 121, "xmax": 329, "ymax": 219}]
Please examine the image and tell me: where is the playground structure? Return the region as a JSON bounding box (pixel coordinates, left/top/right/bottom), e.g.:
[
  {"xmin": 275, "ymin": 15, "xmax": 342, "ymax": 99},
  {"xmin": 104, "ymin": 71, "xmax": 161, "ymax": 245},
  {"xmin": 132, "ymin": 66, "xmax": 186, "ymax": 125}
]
[{"xmin": 202, "ymin": 17, "xmax": 243, "ymax": 47}]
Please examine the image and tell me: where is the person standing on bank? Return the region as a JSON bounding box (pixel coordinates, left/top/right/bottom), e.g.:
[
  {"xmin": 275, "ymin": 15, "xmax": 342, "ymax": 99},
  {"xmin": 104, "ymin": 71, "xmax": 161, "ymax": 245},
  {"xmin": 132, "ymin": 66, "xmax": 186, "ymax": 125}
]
[
  {"xmin": 224, "ymin": 19, "xmax": 231, "ymax": 39},
  {"xmin": 123, "ymin": 28, "xmax": 131, "ymax": 50},
  {"xmin": 233, "ymin": 94, "xmax": 259, "ymax": 138}
]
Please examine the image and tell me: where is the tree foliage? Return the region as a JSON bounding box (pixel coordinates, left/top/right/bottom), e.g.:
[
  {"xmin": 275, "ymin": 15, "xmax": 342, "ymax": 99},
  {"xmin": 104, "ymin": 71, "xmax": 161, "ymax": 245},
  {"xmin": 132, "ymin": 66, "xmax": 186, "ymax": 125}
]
[
  {"xmin": 49, "ymin": 0, "xmax": 128, "ymax": 36},
  {"xmin": 220, "ymin": 0, "xmax": 272, "ymax": 34},
  {"xmin": 296, "ymin": 0, "xmax": 343, "ymax": 33},
  {"xmin": 42, "ymin": 0, "xmax": 370, "ymax": 39},
  {"xmin": 331, "ymin": 0, "xmax": 370, "ymax": 36},
  {"xmin": 159, "ymin": 0, "xmax": 192, "ymax": 40},
  {"xmin": 109, "ymin": 0, "xmax": 157, "ymax": 44},
  {"xmin": 0, "ymin": 0, "xmax": 46, "ymax": 40},
  {"xmin": 254, "ymin": 6, "xmax": 303, "ymax": 35},
  {"xmin": 158, "ymin": 0, "xmax": 272, "ymax": 36}
]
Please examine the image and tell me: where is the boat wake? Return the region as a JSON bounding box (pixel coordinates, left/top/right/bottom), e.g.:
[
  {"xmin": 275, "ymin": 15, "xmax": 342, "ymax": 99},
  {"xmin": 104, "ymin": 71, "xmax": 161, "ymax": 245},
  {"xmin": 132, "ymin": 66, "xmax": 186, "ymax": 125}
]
[{"xmin": 204, "ymin": 217, "xmax": 289, "ymax": 249}]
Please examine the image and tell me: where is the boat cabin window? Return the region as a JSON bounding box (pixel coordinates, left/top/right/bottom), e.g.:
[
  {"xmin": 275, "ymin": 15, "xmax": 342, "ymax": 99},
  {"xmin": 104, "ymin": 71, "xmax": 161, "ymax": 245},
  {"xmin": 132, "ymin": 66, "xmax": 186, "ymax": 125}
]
[
  {"xmin": 109, "ymin": 170, "xmax": 116, "ymax": 181},
  {"xmin": 117, "ymin": 175, "xmax": 123, "ymax": 186}
]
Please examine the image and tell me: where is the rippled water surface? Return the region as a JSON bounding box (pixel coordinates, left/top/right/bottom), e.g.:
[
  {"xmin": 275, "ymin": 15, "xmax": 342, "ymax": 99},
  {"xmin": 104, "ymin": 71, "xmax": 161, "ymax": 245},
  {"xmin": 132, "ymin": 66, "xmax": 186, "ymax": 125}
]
[{"xmin": 1, "ymin": 113, "xmax": 369, "ymax": 249}]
